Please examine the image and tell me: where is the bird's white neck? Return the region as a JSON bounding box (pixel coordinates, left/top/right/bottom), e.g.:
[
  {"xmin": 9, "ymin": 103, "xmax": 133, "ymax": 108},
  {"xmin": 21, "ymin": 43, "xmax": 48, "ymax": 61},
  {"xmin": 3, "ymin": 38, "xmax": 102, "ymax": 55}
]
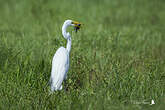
[
  {"xmin": 66, "ymin": 37, "xmax": 71, "ymax": 53},
  {"xmin": 62, "ymin": 23, "xmax": 72, "ymax": 53}
]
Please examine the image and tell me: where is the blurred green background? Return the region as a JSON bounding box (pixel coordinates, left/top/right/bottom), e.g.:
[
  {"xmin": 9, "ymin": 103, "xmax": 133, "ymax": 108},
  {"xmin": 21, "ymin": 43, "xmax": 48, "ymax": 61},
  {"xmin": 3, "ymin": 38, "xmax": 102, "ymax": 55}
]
[{"xmin": 0, "ymin": 0, "xmax": 165, "ymax": 109}]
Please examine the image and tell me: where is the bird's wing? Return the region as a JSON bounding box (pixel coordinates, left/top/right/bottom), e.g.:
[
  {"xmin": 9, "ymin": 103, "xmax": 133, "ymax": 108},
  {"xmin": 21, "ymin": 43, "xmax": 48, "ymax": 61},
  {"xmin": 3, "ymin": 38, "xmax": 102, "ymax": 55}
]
[{"xmin": 50, "ymin": 47, "xmax": 69, "ymax": 90}]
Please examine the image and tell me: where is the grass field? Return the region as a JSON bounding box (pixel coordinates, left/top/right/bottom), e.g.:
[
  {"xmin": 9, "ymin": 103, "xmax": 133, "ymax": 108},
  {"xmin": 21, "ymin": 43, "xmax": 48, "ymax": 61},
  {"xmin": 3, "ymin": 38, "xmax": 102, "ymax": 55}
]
[{"xmin": 0, "ymin": 0, "xmax": 165, "ymax": 109}]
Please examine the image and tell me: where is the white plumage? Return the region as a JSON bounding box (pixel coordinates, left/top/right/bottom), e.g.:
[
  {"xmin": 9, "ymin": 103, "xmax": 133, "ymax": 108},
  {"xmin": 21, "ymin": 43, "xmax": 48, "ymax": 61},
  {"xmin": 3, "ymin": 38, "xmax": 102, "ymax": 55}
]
[
  {"xmin": 50, "ymin": 20, "xmax": 81, "ymax": 92},
  {"xmin": 50, "ymin": 47, "xmax": 69, "ymax": 91}
]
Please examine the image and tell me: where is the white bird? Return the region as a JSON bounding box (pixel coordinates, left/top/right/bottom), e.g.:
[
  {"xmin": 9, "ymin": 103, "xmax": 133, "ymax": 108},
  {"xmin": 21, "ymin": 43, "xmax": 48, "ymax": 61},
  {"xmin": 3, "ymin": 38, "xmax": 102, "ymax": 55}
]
[
  {"xmin": 150, "ymin": 99, "xmax": 155, "ymax": 105},
  {"xmin": 50, "ymin": 20, "xmax": 82, "ymax": 92}
]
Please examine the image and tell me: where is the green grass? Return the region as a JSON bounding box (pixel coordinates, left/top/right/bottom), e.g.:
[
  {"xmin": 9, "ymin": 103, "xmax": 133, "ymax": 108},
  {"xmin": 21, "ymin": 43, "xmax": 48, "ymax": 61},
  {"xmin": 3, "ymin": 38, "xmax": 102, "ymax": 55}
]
[{"xmin": 0, "ymin": 0, "xmax": 165, "ymax": 109}]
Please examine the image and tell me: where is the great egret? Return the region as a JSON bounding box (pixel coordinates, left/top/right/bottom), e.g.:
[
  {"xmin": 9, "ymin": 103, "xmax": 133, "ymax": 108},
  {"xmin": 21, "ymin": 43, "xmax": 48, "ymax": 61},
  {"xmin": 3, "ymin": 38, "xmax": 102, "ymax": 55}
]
[{"xmin": 50, "ymin": 20, "xmax": 82, "ymax": 92}]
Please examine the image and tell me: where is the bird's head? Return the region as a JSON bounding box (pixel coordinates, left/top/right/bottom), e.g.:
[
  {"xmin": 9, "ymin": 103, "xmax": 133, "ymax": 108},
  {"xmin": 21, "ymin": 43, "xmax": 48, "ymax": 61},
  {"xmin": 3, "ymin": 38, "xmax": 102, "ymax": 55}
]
[{"xmin": 64, "ymin": 20, "xmax": 82, "ymax": 32}]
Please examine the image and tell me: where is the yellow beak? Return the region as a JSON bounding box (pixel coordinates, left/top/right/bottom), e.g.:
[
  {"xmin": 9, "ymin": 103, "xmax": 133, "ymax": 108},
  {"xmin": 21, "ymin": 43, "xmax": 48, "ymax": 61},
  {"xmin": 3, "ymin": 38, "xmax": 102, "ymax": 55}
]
[
  {"xmin": 72, "ymin": 21, "xmax": 82, "ymax": 28},
  {"xmin": 72, "ymin": 21, "xmax": 83, "ymax": 32}
]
